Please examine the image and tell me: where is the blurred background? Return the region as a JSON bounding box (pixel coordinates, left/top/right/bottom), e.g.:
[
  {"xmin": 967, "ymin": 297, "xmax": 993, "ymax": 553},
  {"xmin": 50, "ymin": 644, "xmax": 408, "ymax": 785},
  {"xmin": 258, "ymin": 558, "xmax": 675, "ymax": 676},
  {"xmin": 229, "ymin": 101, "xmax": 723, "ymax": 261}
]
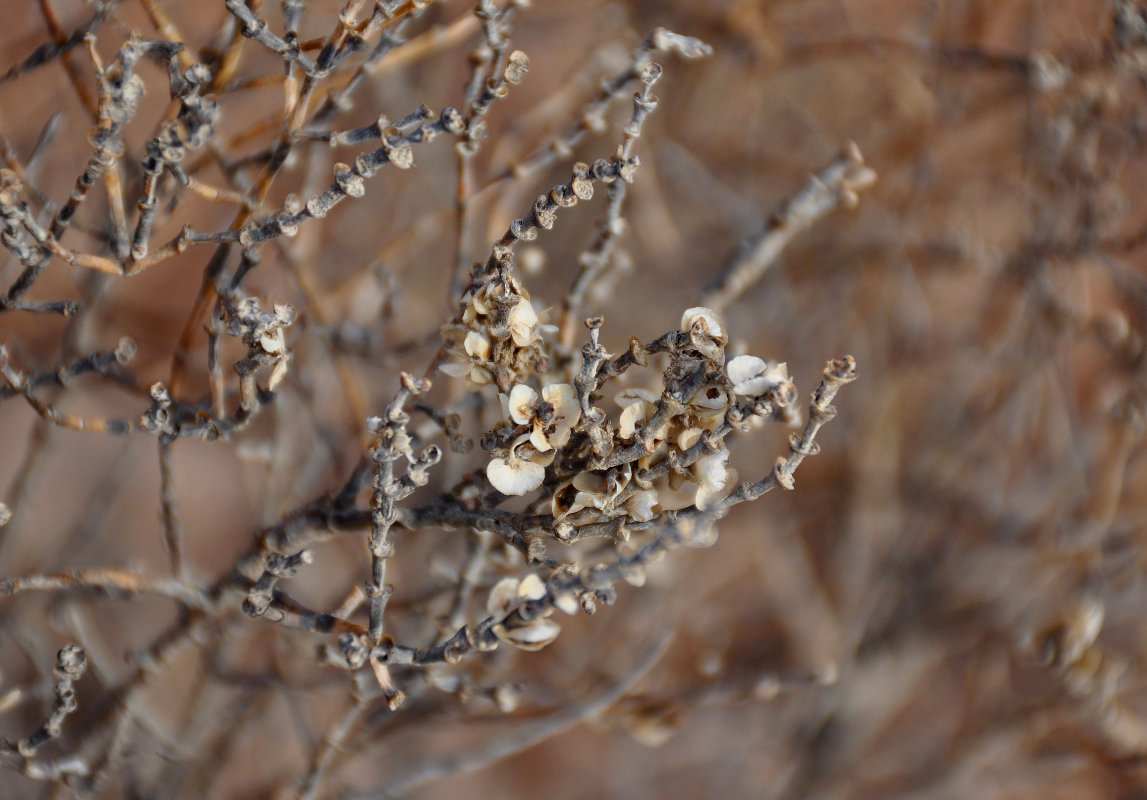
[{"xmin": 2, "ymin": 1, "xmax": 1147, "ymax": 798}]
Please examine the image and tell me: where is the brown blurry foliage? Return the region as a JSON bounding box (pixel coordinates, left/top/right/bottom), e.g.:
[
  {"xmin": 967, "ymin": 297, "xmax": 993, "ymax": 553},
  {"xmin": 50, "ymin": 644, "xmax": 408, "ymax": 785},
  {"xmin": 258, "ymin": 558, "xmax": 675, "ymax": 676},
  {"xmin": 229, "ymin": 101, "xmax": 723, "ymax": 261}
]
[{"xmin": 2, "ymin": 1, "xmax": 1147, "ymax": 798}]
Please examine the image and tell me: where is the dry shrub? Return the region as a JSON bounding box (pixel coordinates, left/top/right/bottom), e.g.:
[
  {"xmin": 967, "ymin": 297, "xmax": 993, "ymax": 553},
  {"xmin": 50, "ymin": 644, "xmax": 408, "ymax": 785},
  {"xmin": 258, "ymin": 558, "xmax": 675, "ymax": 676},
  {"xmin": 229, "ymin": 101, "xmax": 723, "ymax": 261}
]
[{"xmin": 0, "ymin": 1, "xmax": 1145, "ymax": 799}]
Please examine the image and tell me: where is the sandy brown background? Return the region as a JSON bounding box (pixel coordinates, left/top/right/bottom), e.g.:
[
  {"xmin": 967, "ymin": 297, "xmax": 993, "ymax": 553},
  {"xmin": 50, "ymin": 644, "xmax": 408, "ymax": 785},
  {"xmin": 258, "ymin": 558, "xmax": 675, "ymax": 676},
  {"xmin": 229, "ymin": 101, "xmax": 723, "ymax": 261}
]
[{"xmin": 2, "ymin": 1, "xmax": 1146, "ymax": 798}]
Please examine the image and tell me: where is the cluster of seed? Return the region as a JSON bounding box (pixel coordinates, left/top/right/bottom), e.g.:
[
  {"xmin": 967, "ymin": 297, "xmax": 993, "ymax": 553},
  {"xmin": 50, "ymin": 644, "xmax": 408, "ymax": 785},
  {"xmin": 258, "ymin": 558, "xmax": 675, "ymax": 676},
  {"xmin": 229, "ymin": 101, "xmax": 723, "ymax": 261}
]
[
  {"xmin": 458, "ymin": 304, "xmax": 797, "ymax": 553},
  {"xmin": 440, "ymin": 269, "xmax": 553, "ymax": 390}
]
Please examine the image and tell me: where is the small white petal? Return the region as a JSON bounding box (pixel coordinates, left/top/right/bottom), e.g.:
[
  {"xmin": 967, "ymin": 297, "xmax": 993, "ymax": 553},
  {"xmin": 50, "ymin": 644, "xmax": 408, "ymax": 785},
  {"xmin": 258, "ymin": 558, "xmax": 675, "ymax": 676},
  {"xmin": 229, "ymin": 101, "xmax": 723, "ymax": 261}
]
[
  {"xmin": 487, "ymin": 577, "xmax": 520, "ymax": 616},
  {"xmin": 487, "ymin": 456, "xmax": 545, "ymax": 495},
  {"xmin": 508, "ymin": 384, "xmax": 539, "ymax": 424},
  {"xmin": 542, "ymin": 383, "xmax": 581, "ymax": 427},
  {"xmin": 680, "ymin": 306, "xmax": 726, "ymax": 343},
  {"xmin": 677, "ymin": 427, "xmax": 703, "ymax": 450},
  {"xmin": 697, "ymin": 468, "xmax": 739, "ymax": 511},
  {"xmin": 694, "ymin": 449, "xmax": 730, "ymax": 491},
  {"xmin": 517, "ymin": 573, "xmax": 547, "ymax": 600},
  {"xmin": 554, "ymin": 592, "xmax": 580, "ymax": 616},
  {"xmin": 727, "ymin": 355, "xmax": 789, "ymax": 397},
  {"xmin": 569, "ymin": 490, "xmax": 606, "ymax": 516},
  {"xmin": 439, "ymin": 361, "xmax": 471, "ymax": 377},
  {"xmin": 615, "ymin": 388, "xmax": 660, "ymax": 407},
  {"xmin": 727, "ymin": 354, "xmax": 766, "ymax": 385},
  {"xmin": 469, "ymin": 366, "xmax": 493, "ymax": 386},
  {"xmin": 625, "ymin": 490, "xmax": 659, "ymax": 522},
  {"xmin": 549, "ymin": 425, "xmax": 573, "ymax": 449},
  {"xmin": 471, "ymin": 287, "xmax": 491, "ymax": 315},
  {"xmin": 572, "ymin": 472, "xmax": 607, "ymax": 493},
  {"xmin": 268, "ymin": 359, "xmax": 290, "ymax": 391},
  {"xmin": 464, "ymin": 330, "xmax": 491, "ymax": 360},
  {"xmin": 695, "ymin": 484, "xmax": 721, "ymax": 511},
  {"xmin": 530, "ymin": 424, "xmax": 552, "ymax": 453},
  {"xmin": 621, "ymin": 563, "xmax": 646, "ymax": 587},
  {"xmin": 494, "ymin": 618, "xmax": 561, "ymax": 651},
  {"xmin": 508, "ymin": 299, "xmax": 539, "ymax": 346},
  {"xmin": 618, "ymin": 402, "xmax": 647, "ymax": 440},
  {"xmin": 260, "ymin": 331, "xmax": 285, "ymax": 354}
]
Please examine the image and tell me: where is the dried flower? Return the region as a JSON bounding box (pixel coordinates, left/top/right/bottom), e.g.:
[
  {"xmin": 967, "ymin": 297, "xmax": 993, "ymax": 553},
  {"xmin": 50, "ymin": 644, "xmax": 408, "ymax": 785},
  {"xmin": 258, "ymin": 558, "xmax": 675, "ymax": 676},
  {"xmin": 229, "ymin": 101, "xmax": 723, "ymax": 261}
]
[
  {"xmin": 677, "ymin": 427, "xmax": 703, "ymax": 449},
  {"xmin": 508, "ymin": 298, "xmax": 540, "ymax": 346},
  {"xmin": 487, "ymin": 574, "xmax": 546, "ymax": 616},
  {"xmin": 504, "ymin": 382, "xmax": 581, "ymax": 452},
  {"xmin": 681, "ymin": 306, "xmax": 727, "ymax": 347},
  {"xmin": 727, "ymin": 355, "xmax": 789, "ymax": 397},
  {"xmin": 506, "ymin": 384, "xmax": 539, "ymax": 424},
  {"xmin": 693, "ymin": 447, "xmax": 735, "ymax": 510},
  {"xmin": 464, "ymin": 330, "xmax": 492, "ymax": 360},
  {"xmin": 487, "ymin": 574, "xmax": 561, "ymax": 651},
  {"xmin": 553, "ymin": 472, "xmax": 609, "ymax": 520},
  {"xmin": 625, "ymin": 489, "xmax": 660, "ymax": 522},
  {"xmin": 0, "ymin": 11, "xmax": 866, "ymax": 795},
  {"xmin": 487, "ymin": 446, "xmax": 546, "ymax": 496},
  {"xmin": 492, "ymin": 618, "xmax": 562, "ymax": 651},
  {"xmin": 616, "ymin": 387, "xmax": 662, "ymax": 440}
]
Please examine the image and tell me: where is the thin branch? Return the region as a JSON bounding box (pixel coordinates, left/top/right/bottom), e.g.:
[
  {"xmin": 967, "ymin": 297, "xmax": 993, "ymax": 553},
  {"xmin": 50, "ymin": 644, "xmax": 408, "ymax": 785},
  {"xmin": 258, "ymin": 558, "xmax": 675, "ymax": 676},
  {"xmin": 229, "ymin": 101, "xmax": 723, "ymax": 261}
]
[{"xmin": 701, "ymin": 142, "xmax": 877, "ymax": 313}]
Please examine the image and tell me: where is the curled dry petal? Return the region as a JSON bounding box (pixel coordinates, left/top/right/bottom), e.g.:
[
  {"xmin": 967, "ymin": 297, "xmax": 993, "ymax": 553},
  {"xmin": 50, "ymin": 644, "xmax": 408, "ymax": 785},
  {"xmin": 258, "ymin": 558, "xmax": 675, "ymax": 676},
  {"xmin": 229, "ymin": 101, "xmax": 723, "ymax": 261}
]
[
  {"xmin": 260, "ymin": 330, "xmax": 286, "ymax": 354},
  {"xmin": 727, "ymin": 355, "xmax": 789, "ymax": 397},
  {"xmin": 680, "ymin": 306, "xmax": 727, "ymax": 344},
  {"xmin": 274, "ymin": 303, "xmax": 296, "ymax": 325},
  {"xmin": 268, "ymin": 359, "xmax": 290, "ymax": 391},
  {"xmin": 470, "ymin": 285, "xmax": 491, "ymax": 315},
  {"xmin": 553, "ymin": 473, "xmax": 612, "ymax": 520},
  {"xmin": 487, "ymin": 455, "xmax": 545, "ymax": 495},
  {"xmin": 551, "ymin": 480, "xmax": 575, "ymax": 518},
  {"xmin": 553, "ymin": 591, "xmax": 580, "ymax": 616},
  {"xmin": 695, "ymin": 455, "xmax": 736, "ymax": 511},
  {"xmin": 573, "ymin": 472, "xmax": 607, "ymax": 493},
  {"xmin": 572, "ymin": 490, "xmax": 607, "ymax": 516},
  {"xmin": 695, "ymin": 484, "xmax": 721, "ymax": 511},
  {"xmin": 493, "ymin": 618, "xmax": 561, "ymax": 651},
  {"xmin": 618, "ymin": 401, "xmax": 648, "ymax": 440},
  {"xmin": 532, "ymin": 448, "xmax": 557, "ymax": 468},
  {"xmin": 524, "ymin": 382, "xmax": 580, "ymax": 451},
  {"xmin": 464, "ymin": 330, "xmax": 492, "ymax": 360},
  {"xmin": 508, "ymin": 299, "xmax": 539, "ymax": 346},
  {"xmin": 621, "ymin": 563, "xmax": 646, "ymax": 587},
  {"xmin": 615, "ymin": 388, "xmax": 660, "ymax": 407},
  {"xmin": 487, "ymin": 577, "xmax": 520, "ymax": 617},
  {"xmin": 694, "ymin": 448, "xmax": 731, "ymax": 492},
  {"xmin": 542, "ymin": 383, "xmax": 580, "ymax": 425},
  {"xmin": 625, "ymin": 489, "xmax": 659, "ymax": 522},
  {"xmin": 677, "ymin": 427, "xmax": 703, "ymax": 450},
  {"xmin": 517, "ymin": 573, "xmax": 547, "ymax": 601},
  {"xmin": 508, "ymin": 384, "xmax": 539, "ymax": 424},
  {"xmin": 530, "ymin": 424, "xmax": 553, "ymax": 453},
  {"xmin": 605, "ymin": 466, "xmax": 630, "ymax": 500},
  {"xmin": 615, "ymin": 388, "xmax": 659, "ymax": 440}
]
